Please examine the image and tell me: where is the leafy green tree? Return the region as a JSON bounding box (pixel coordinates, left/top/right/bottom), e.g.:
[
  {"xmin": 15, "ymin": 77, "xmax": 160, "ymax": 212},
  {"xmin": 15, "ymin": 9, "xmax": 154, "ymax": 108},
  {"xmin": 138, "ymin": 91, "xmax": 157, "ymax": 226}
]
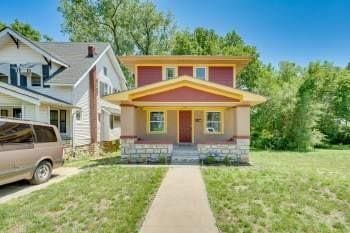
[
  {"xmin": 0, "ymin": 19, "xmax": 51, "ymax": 41},
  {"xmin": 59, "ymin": 0, "xmax": 174, "ymax": 55}
]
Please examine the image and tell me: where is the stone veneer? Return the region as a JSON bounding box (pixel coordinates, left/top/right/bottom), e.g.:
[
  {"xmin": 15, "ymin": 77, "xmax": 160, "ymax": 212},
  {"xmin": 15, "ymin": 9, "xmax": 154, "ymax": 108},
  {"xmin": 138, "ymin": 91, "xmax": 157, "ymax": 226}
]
[
  {"xmin": 120, "ymin": 138, "xmax": 173, "ymax": 163},
  {"xmin": 197, "ymin": 139, "xmax": 250, "ymax": 164}
]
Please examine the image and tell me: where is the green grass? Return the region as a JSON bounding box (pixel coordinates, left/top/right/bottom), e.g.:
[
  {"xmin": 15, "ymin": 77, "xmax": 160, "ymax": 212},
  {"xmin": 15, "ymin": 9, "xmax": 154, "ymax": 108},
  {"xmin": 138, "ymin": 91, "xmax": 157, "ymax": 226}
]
[
  {"xmin": 202, "ymin": 150, "xmax": 350, "ymax": 233},
  {"xmin": 64, "ymin": 151, "xmax": 121, "ymax": 168},
  {"xmin": 0, "ymin": 164, "xmax": 167, "ymax": 233}
]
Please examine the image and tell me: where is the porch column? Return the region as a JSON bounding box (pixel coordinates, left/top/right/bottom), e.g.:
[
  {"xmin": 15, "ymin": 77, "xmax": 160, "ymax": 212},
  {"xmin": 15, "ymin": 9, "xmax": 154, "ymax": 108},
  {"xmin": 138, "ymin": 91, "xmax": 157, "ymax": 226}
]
[
  {"xmin": 120, "ymin": 104, "xmax": 137, "ymax": 140},
  {"xmin": 233, "ymin": 105, "xmax": 250, "ymax": 163},
  {"xmin": 233, "ymin": 106, "xmax": 250, "ymax": 140}
]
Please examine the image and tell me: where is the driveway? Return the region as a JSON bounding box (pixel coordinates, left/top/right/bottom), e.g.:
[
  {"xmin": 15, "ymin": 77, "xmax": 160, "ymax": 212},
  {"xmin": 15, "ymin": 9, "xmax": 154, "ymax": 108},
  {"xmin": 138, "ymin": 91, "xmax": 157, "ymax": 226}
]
[{"xmin": 0, "ymin": 167, "xmax": 81, "ymax": 204}]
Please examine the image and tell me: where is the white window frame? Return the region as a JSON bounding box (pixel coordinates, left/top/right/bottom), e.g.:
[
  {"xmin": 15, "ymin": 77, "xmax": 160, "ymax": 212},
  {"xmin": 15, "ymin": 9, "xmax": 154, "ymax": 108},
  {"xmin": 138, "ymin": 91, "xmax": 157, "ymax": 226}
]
[
  {"xmin": 147, "ymin": 111, "xmax": 167, "ymax": 134},
  {"xmin": 30, "ymin": 72, "xmax": 42, "ymax": 87},
  {"xmin": 163, "ymin": 66, "xmax": 177, "ymax": 80},
  {"xmin": 204, "ymin": 111, "xmax": 224, "ymax": 134},
  {"xmin": 193, "ymin": 66, "xmax": 208, "ymax": 80}
]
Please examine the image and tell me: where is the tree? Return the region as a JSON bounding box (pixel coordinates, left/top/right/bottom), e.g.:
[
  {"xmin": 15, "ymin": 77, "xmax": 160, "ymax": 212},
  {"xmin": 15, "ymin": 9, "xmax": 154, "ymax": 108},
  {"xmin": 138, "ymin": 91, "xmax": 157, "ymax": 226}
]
[
  {"xmin": 58, "ymin": 0, "xmax": 174, "ymax": 55},
  {"xmin": 0, "ymin": 19, "xmax": 51, "ymax": 42}
]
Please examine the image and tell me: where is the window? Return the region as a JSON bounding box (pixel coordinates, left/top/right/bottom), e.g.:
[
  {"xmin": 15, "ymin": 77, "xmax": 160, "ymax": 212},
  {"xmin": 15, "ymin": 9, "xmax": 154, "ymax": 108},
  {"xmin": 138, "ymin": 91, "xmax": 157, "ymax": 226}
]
[
  {"xmin": 76, "ymin": 111, "xmax": 82, "ymax": 121},
  {"xmin": 205, "ymin": 111, "xmax": 223, "ymax": 134},
  {"xmin": 50, "ymin": 110, "xmax": 59, "ymax": 128},
  {"xmin": 103, "ymin": 66, "xmax": 108, "ymax": 76},
  {"xmin": 0, "ymin": 73, "xmax": 8, "ymax": 83},
  {"xmin": 194, "ymin": 67, "xmax": 206, "ymax": 80},
  {"xmin": 60, "ymin": 110, "xmax": 66, "ymax": 133},
  {"xmin": 100, "ymin": 81, "xmax": 110, "ymax": 97},
  {"xmin": 34, "ymin": 125, "xmax": 57, "ymax": 143},
  {"xmin": 0, "ymin": 121, "xmax": 34, "ymax": 144},
  {"xmin": 0, "ymin": 109, "xmax": 8, "ymax": 117},
  {"xmin": 165, "ymin": 67, "xmax": 176, "ymax": 80},
  {"xmin": 13, "ymin": 108, "xmax": 22, "ymax": 119},
  {"xmin": 110, "ymin": 115, "xmax": 114, "ymax": 129},
  {"xmin": 148, "ymin": 111, "xmax": 166, "ymax": 133},
  {"xmin": 31, "ymin": 73, "xmax": 42, "ymax": 87}
]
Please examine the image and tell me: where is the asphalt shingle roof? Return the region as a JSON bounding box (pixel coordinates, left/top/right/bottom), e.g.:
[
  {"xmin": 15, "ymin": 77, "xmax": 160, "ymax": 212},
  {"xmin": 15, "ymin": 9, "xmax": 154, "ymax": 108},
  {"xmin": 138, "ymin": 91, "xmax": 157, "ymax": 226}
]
[{"xmin": 34, "ymin": 42, "xmax": 110, "ymax": 85}]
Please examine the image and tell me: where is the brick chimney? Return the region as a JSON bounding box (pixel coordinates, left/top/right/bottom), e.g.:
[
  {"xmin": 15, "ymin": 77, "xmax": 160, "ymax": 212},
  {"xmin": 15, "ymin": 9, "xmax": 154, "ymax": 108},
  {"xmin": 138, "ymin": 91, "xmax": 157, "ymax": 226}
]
[{"xmin": 88, "ymin": 45, "xmax": 95, "ymax": 57}]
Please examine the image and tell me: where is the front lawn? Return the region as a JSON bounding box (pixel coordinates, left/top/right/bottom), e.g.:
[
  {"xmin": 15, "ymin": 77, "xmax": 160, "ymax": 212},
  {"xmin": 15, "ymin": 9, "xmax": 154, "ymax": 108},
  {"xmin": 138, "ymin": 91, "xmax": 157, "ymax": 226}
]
[
  {"xmin": 0, "ymin": 165, "xmax": 166, "ymax": 233},
  {"xmin": 202, "ymin": 150, "xmax": 350, "ymax": 232}
]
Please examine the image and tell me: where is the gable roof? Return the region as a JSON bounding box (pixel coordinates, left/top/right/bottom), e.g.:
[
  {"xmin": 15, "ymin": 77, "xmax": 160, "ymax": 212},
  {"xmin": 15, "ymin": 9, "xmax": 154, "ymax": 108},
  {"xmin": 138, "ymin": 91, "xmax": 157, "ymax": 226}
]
[
  {"xmin": 104, "ymin": 76, "xmax": 266, "ymax": 106},
  {"xmin": 0, "ymin": 27, "xmax": 127, "ymax": 88},
  {"xmin": 35, "ymin": 42, "xmax": 110, "ymax": 85},
  {"xmin": 0, "ymin": 27, "xmax": 69, "ymax": 67}
]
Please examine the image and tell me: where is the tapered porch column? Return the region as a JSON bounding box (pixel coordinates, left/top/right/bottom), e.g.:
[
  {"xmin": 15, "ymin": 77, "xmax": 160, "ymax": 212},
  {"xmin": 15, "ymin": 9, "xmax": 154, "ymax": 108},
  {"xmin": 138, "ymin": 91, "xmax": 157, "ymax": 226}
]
[
  {"xmin": 120, "ymin": 103, "xmax": 137, "ymax": 140},
  {"xmin": 233, "ymin": 106, "xmax": 250, "ymax": 139},
  {"xmin": 233, "ymin": 106, "xmax": 250, "ymax": 163}
]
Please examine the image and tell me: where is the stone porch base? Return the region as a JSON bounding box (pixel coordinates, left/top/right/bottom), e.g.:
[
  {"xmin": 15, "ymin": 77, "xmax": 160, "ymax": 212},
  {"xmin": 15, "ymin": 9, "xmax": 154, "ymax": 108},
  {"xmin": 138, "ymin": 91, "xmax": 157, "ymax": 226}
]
[{"xmin": 120, "ymin": 138, "xmax": 250, "ymax": 164}]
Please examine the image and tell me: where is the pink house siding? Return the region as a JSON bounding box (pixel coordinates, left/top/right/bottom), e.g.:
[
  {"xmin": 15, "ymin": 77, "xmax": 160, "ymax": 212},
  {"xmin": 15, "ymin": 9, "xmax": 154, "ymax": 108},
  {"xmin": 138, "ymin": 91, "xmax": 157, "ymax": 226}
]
[
  {"xmin": 209, "ymin": 67, "xmax": 234, "ymax": 87},
  {"xmin": 178, "ymin": 66, "xmax": 193, "ymax": 77},
  {"xmin": 137, "ymin": 66, "xmax": 162, "ymax": 87},
  {"xmin": 133, "ymin": 86, "xmax": 239, "ymax": 102}
]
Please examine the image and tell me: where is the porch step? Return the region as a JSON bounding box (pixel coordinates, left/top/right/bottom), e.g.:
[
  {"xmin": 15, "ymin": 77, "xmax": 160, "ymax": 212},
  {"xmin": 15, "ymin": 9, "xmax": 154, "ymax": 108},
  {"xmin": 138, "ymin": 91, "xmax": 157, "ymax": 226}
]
[{"xmin": 171, "ymin": 144, "xmax": 200, "ymax": 165}]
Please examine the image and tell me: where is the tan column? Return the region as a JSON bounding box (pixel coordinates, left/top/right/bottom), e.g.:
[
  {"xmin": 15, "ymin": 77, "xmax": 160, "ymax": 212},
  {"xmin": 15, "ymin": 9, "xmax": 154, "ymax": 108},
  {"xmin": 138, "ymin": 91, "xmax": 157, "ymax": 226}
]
[
  {"xmin": 120, "ymin": 104, "xmax": 137, "ymax": 138},
  {"xmin": 233, "ymin": 106, "xmax": 250, "ymax": 138}
]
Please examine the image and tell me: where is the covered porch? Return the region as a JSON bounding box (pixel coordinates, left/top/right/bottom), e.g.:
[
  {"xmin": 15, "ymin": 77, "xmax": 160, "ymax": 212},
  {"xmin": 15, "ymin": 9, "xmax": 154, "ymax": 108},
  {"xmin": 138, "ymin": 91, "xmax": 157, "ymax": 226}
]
[{"xmin": 104, "ymin": 76, "xmax": 266, "ymax": 163}]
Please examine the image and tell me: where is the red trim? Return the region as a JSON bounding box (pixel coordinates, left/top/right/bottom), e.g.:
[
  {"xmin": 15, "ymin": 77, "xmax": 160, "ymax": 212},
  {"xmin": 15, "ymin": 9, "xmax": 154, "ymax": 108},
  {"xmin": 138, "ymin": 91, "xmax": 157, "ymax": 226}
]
[
  {"xmin": 120, "ymin": 135, "xmax": 138, "ymax": 139},
  {"xmin": 137, "ymin": 66, "xmax": 162, "ymax": 87},
  {"xmin": 209, "ymin": 66, "xmax": 234, "ymax": 87}
]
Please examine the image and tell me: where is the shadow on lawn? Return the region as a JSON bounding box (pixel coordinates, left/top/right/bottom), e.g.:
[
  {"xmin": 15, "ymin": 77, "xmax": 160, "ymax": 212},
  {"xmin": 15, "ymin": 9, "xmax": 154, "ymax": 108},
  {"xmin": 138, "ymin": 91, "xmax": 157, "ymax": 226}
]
[{"xmin": 79, "ymin": 156, "xmax": 121, "ymax": 169}]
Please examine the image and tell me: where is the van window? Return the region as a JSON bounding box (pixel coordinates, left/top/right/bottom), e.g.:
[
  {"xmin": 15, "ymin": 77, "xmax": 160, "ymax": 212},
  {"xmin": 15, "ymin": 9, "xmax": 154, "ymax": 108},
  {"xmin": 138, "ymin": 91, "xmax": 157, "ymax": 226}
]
[
  {"xmin": 34, "ymin": 125, "xmax": 57, "ymax": 143},
  {"xmin": 0, "ymin": 121, "xmax": 33, "ymax": 144}
]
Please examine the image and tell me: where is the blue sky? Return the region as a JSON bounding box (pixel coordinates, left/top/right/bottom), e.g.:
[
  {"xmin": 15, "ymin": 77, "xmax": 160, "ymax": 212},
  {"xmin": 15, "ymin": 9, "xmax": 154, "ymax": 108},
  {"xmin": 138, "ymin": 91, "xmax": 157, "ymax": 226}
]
[{"xmin": 0, "ymin": 0, "xmax": 349, "ymax": 67}]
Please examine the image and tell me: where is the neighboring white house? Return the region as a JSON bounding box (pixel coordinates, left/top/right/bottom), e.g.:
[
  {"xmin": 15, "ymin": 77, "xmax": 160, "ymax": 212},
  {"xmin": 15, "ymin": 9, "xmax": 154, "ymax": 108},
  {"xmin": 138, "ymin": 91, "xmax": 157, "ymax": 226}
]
[{"xmin": 0, "ymin": 27, "xmax": 127, "ymax": 149}]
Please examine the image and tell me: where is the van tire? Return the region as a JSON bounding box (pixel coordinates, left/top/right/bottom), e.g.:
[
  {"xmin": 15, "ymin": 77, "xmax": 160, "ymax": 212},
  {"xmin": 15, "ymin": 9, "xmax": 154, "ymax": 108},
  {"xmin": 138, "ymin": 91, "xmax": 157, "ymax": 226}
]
[{"xmin": 30, "ymin": 161, "xmax": 52, "ymax": 185}]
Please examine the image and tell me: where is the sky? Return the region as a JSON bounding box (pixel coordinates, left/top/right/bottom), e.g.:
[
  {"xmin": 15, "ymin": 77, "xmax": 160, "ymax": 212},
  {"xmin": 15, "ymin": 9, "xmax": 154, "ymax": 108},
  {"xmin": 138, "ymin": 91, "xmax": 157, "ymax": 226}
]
[{"xmin": 0, "ymin": 0, "xmax": 349, "ymax": 67}]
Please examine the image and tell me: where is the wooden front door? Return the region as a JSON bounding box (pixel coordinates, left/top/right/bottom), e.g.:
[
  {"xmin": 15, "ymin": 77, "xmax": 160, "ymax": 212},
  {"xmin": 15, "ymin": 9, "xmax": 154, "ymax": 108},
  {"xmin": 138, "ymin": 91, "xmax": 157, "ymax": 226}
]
[{"xmin": 179, "ymin": 110, "xmax": 192, "ymax": 143}]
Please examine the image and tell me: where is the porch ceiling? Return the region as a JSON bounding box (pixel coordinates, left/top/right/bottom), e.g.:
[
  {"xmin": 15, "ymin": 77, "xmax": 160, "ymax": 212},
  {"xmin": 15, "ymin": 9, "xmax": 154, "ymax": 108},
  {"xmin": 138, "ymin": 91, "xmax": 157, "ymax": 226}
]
[{"xmin": 104, "ymin": 76, "xmax": 267, "ymax": 106}]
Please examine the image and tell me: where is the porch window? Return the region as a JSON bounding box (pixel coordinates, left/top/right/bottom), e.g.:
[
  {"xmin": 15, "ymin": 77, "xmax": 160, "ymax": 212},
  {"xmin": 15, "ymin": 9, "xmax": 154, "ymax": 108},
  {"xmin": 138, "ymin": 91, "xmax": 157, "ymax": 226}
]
[
  {"xmin": 31, "ymin": 73, "xmax": 42, "ymax": 87},
  {"xmin": 194, "ymin": 67, "xmax": 206, "ymax": 80},
  {"xmin": 0, "ymin": 109, "xmax": 8, "ymax": 117},
  {"xmin": 60, "ymin": 110, "xmax": 67, "ymax": 133},
  {"xmin": 165, "ymin": 67, "xmax": 176, "ymax": 80},
  {"xmin": 13, "ymin": 108, "xmax": 22, "ymax": 119},
  {"xmin": 0, "ymin": 73, "xmax": 8, "ymax": 83},
  {"xmin": 148, "ymin": 111, "xmax": 166, "ymax": 133},
  {"xmin": 50, "ymin": 110, "xmax": 59, "ymax": 128},
  {"xmin": 205, "ymin": 111, "xmax": 223, "ymax": 134}
]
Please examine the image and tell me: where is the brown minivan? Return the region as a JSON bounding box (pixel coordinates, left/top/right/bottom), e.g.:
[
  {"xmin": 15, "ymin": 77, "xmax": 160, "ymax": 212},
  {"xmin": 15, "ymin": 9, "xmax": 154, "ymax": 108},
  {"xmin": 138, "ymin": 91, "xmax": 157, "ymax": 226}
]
[{"xmin": 0, "ymin": 118, "xmax": 64, "ymax": 186}]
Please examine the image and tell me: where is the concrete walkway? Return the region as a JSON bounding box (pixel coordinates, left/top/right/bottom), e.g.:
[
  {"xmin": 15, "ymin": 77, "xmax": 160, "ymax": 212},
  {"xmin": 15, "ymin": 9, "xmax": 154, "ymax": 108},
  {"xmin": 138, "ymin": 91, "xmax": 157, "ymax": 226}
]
[
  {"xmin": 140, "ymin": 166, "xmax": 219, "ymax": 233},
  {"xmin": 0, "ymin": 167, "xmax": 81, "ymax": 204}
]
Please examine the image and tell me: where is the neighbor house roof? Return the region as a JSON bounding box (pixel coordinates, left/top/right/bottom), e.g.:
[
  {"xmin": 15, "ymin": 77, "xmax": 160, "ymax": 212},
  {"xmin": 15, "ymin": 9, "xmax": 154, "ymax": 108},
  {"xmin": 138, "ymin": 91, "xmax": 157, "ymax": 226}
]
[
  {"xmin": 35, "ymin": 42, "xmax": 110, "ymax": 85},
  {"xmin": 118, "ymin": 55, "xmax": 252, "ymax": 73},
  {"xmin": 104, "ymin": 75, "xmax": 266, "ymax": 106},
  {"xmin": 0, "ymin": 81, "xmax": 76, "ymax": 107}
]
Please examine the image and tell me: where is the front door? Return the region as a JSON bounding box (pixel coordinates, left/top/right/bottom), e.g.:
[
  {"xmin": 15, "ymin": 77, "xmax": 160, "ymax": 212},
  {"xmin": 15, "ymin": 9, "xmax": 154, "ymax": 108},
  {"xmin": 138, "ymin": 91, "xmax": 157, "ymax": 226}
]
[{"xmin": 179, "ymin": 110, "xmax": 192, "ymax": 143}]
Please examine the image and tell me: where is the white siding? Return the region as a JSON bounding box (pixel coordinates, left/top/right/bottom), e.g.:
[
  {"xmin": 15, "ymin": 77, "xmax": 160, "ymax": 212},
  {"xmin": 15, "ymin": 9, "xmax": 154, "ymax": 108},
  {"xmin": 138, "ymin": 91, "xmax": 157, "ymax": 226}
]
[{"xmin": 72, "ymin": 73, "xmax": 91, "ymax": 146}]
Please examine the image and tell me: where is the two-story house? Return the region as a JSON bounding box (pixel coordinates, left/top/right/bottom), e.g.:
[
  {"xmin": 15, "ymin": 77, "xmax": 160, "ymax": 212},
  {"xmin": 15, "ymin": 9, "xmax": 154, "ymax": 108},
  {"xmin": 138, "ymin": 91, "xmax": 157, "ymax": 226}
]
[
  {"xmin": 0, "ymin": 27, "xmax": 127, "ymax": 152},
  {"xmin": 105, "ymin": 56, "xmax": 266, "ymax": 163}
]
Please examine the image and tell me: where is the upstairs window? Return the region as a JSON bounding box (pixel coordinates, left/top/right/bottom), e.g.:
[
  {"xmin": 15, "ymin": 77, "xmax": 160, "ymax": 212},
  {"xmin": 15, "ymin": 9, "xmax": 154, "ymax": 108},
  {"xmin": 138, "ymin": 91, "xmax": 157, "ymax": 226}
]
[
  {"xmin": 100, "ymin": 81, "xmax": 111, "ymax": 97},
  {"xmin": 0, "ymin": 73, "xmax": 8, "ymax": 83},
  {"xmin": 194, "ymin": 67, "xmax": 206, "ymax": 80},
  {"xmin": 103, "ymin": 66, "xmax": 108, "ymax": 76},
  {"xmin": 31, "ymin": 73, "xmax": 42, "ymax": 87},
  {"xmin": 165, "ymin": 67, "xmax": 176, "ymax": 80},
  {"xmin": 205, "ymin": 111, "xmax": 223, "ymax": 134}
]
